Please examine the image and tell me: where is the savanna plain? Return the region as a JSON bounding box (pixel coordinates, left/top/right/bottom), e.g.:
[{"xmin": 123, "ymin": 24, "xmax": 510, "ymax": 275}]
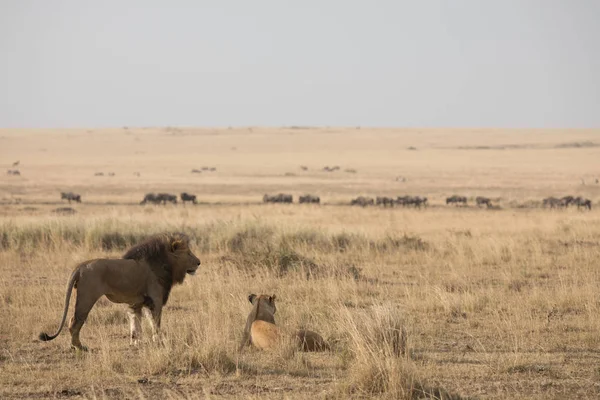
[{"xmin": 1, "ymin": 127, "xmax": 600, "ymax": 399}]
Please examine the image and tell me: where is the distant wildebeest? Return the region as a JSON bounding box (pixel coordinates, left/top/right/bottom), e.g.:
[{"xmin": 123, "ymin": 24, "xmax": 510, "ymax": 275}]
[
  {"xmin": 157, "ymin": 193, "xmax": 177, "ymax": 205},
  {"xmin": 61, "ymin": 192, "xmax": 81, "ymax": 204},
  {"xmin": 476, "ymin": 196, "xmax": 492, "ymax": 208},
  {"xmin": 140, "ymin": 193, "xmax": 161, "ymax": 205},
  {"xmin": 279, "ymin": 193, "xmax": 293, "ymax": 203},
  {"xmin": 12, "ymin": 160, "xmax": 19, "ymax": 167},
  {"xmin": 191, "ymin": 169, "xmax": 202, "ymax": 174},
  {"xmin": 376, "ymin": 196, "xmax": 394, "ymax": 207},
  {"xmin": 401, "ymin": 196, "xmax": 428, "ymax": 208},
  {"xmin": 350, "ymin": 196, "xmax": 374, "ymax": 207},
  {"xmin": 408, "ymin": 196, "xmax": 428, "ymax": 208},
  {"xmin": 180, "ymin": 192, "xmax": 197, "ymax": 204},
  {"xmin": 300, "ymin": 165, "xmax": 308, "ymax": 171},
  {"xmin": 209, "ymin": 167, "xmax": 217, "ymax": 172},
  {"xmin": 7, "ymin": 169, "xmax": 21, "ymax": 176},
  {"xmin": 446, "ymin": 195, "xmax": 467, "ymax": 206},
  {"xmin": 396, "ymin": 196, "xmax": 410, "ymax": 207},
  {"xmin": 108, "ymin": 172, "xmax": 115, "ymax": 177},
  {"xmin": 561, "ymin": 196, "xmax": 575, "ymax": 207},
  {"xmin": 542, "ymin": 197, "xmax": 562, "ymax": 209},
  {"xmin": 94, "ymin": 172, "xmax": 104, "ymax": 176},
  {"xmin": 573, "ymin": 197, "xmax": 592, "ymax": 210},
  {"xmin": 201, "ymin": 167, "xmax": 210, "ymax": 171},
  {"xmin": 396, "ymin": 195, "xmax": 426, "ymax": 207},
  {"xmin": 263, "ymin": 193, "xmax": 293, "ymax": 203},
  {"xmin": 278, "ymin": 193, "xmax": 293, "ymax": 203},
  {"xmin": 299, "ymin": 194, "xmax": 320, "ymax": 204},
  {"xmin": 344, "ymin": 168, "xmax": 357, "ymax": 173}
]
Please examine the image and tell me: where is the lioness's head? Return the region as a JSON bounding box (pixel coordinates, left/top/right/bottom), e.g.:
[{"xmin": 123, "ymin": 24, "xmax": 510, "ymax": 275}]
[
  {"xmin": 168, "ymin": 234, "xmax": 201, "ymax": 283},
  {"xmin": 248, "ymin": 294, "xmax": 277, "ymax": 315}
]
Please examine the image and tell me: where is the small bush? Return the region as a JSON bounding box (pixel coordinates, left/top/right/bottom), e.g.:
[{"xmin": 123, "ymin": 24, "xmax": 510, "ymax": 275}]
[
  {"xmin": 332, "ymin": 232, "xmax": 365, "ymax": 252},
  {"xmin": 227, "ymin": 224, "xmax": 275, "ymax": 254}
]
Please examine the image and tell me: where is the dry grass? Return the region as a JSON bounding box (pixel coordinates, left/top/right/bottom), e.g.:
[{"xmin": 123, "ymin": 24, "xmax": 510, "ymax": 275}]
[{"xmin": 1, "ymin": 127, "xmax": 600, "ymax": 399}]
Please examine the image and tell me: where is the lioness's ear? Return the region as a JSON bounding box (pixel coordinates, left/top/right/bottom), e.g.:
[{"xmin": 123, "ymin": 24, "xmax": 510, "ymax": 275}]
[
  {"xmin": 248, "ymin": 294, "xmax": 256, "ymax": 304},
  {"xmin": 269, "ymin": 294, "xmax": 276, "ymax": 303}
]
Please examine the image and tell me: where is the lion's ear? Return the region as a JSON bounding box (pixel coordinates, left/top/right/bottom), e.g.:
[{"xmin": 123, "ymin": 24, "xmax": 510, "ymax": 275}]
[
  {"xmin": 171, "ymin": 240, "xmax": 183, "ymax": 252},
  {"xmin": 248, "ymin": 294, "xmax": 256, "ymax": 304}
]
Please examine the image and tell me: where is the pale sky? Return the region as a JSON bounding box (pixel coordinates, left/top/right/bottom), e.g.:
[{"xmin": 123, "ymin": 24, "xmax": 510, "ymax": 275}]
[{"xmin": 1, "ymin": 1, "xmax": 599, "ymax": 128}]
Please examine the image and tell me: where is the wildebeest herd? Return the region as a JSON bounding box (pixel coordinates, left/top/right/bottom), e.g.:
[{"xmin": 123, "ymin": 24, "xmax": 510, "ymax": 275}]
[
  {"xmin": 54, "ymin": 190, "xmax": 592, "ymax": 210},
  {"xmin": 446, "ymin": 195, "xmax": 494, "ymax": 208},
  {"xmin": 263, "ymin": 193, "xmax": 592, "ymax": 211},
  {"xmin": 351, "ymin": 195, "xmax": 429, "ymax": 207},
  {"xmin": 263, "ymin": 193, "xmax": 294, "ymax": 203},
  {"xmin": 299, "ymin": 194, "xmax": 321, "ymax": 204},
  {"xmin": 542, "ymin": 195, "xmax": 592, "ymax": 210},
  {"xmin": 262, "ymin": 194, "xmax": 320, "ymax": 204},
  {"xmin": 446, "ymin": 195, "xmax": 467, "ymax": 205},
  {"xmin": 139, "ymin": 193, "xmax": 198, "ymax": 205}
]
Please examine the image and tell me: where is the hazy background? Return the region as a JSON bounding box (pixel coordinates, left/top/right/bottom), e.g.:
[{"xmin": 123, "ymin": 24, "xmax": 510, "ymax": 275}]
[{"xmin": 1, "ymin": 0, "xmax": 599, "ymax": 128}]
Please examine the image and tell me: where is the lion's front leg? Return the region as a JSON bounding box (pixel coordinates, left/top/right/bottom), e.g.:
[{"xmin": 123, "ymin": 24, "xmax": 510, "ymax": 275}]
[
  {"xmin": 143, "ymin": 302, "xmax": 163, "ymax": 343},
  {"xmin": 128, "ymin": 306, "xmax": 142, "ymax": 345}
]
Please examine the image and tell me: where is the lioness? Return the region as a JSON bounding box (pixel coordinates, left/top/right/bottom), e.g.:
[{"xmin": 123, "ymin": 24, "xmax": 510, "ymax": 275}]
[
  {"xmin": 39, "ymin": 233, "xmax": 200, "ymax": 350},
  {"xmin": 240, "ymin": 294, "xmax": 329, "ymax": 352}
]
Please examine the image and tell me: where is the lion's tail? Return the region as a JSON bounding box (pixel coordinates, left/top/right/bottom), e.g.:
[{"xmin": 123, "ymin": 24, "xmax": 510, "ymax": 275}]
[{"xmin": 39, "ymin": 268, "xmax": 80, "ymax": 342}]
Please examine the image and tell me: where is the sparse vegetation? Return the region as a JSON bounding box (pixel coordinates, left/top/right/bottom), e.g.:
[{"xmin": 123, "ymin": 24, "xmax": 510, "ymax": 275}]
[{"xmin": 1, "ymin": 127, "xmax": 599, "ymax": 399}]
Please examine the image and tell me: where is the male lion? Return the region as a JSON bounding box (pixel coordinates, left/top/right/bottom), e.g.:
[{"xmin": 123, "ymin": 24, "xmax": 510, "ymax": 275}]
[
  {"xmin": 39, "ymin": 233, "xmax": 200, "ymax": 350},
  {"xmin": 240, "ymin": 294, "xmax": 329, "ymax": 352}
]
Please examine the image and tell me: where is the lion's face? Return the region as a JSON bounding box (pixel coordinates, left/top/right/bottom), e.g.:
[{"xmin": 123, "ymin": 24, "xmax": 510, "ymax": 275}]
[
  {"xmin": 169, "ymin": 240, "xmax": 201, "ymax": 283},
  {"xmin": 182, "ymin": 248, "xmax": 201, "ymax": 276}
]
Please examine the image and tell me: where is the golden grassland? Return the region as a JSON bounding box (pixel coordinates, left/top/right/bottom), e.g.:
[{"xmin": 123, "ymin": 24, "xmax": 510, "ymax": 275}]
[{"xmin": 1, "ymin": 127, "xmax": 600, "ymax": 399}]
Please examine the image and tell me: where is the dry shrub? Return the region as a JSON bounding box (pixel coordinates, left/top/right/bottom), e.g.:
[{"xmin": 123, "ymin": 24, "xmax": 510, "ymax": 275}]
[
  {"xmin": 370, "ymin": 234, "xmax": 429, "ymax": 252},
  {"xmin": 227, "ymin": 224, "xmax": 275, "ymax": 254},
  {"xmin": 96, "ymin": 231, "xmax": 148, "ymax": 251},
  {"xmin": 0, "ymin": 220, "xmax": 86, "ymax": 251},
  {"xmin": 334, "ymin": 304, "xmax": 463, "ymax": 399},
  {"xmin": 90, "ymin": 317, "xmax": 238, "ymax": 378},
  {"xmin": 343, "ymin": 304, "xmax": 408, "ymax": 359},
  {"xmin": 280, "ymin": 229, "xmax": 331, "ymax": 249},
  {"xmin": 133, "ymin": 342, "xmax": 236, "ymax": 376},
  {"xmin": 307, "ymin": 262, "xmax": 362, "ymax": 281},
  {"xmin": 332, "ymin": 232, "xmax": 364, "ymax": 252},
  {"xmin": 335, "ymin": 304, "xmax": 410, "ymax": 397},
  {"xmin": 223, "ymin": 242, "xmax": 319, "ymax": 277}
]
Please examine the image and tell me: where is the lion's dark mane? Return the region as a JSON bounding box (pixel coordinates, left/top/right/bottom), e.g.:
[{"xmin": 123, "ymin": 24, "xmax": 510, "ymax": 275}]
[{"xmin": 122, "ymin": 233, "xmax": 190, "ymax": 304}]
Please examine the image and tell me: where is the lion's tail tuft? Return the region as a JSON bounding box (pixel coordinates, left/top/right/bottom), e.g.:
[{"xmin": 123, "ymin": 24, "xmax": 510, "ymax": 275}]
[{"xmin": 39, "ymin": 332, "xmax": 54, "ymax": 341}]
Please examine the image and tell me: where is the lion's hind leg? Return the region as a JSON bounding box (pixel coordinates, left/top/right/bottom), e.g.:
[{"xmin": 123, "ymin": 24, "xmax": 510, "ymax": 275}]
[{"xmin": 68, "ymin": 291, "xmax": 101, "ymax": 351}]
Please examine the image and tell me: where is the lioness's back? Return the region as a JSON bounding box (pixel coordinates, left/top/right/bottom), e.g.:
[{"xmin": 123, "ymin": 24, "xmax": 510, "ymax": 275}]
[{"xmin": 250, "ymin": 320, "xmax": 280, "ymax": 350}]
